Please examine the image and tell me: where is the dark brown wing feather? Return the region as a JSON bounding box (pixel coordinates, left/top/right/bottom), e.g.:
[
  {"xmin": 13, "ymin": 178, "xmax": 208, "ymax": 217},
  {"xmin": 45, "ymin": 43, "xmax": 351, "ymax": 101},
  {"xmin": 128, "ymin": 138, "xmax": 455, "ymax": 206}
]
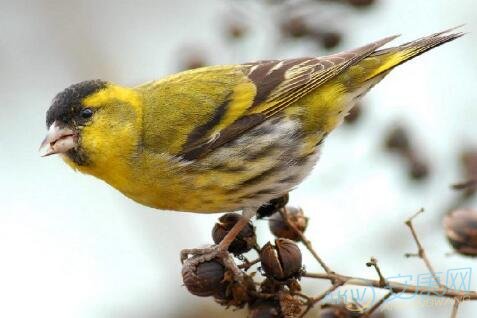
[{"xmin": 180, "ymin": 35, "xmax": 399, "ymax": 161}]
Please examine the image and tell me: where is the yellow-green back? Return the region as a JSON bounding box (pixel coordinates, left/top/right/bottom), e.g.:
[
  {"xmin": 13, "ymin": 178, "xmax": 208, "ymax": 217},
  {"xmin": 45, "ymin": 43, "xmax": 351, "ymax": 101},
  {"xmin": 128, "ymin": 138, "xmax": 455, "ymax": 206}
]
[{"xmin": 57, "ymin": 28, "xmax": 462, "ymax": 212}]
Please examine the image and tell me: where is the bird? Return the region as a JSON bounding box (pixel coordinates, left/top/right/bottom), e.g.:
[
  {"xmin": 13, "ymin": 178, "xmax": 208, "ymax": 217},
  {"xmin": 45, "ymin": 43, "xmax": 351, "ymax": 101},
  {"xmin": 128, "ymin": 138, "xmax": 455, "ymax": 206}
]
[{"xmin": 40, "ymin": 27, "xmax": 462, "ymax": 272}]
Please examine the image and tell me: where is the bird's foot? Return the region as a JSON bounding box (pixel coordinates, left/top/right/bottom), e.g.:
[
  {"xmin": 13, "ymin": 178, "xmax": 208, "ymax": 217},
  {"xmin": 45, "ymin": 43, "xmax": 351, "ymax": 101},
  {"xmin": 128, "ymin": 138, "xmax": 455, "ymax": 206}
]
[{"xmin": 181, "ymin": 245, "xmax": 243, "ymax": 282}]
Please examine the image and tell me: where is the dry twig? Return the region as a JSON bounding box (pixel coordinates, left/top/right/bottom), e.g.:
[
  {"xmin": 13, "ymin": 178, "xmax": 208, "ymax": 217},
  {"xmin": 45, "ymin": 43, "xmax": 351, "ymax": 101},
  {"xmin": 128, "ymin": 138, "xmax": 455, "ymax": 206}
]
[
  {"xmin": 238, "ymin": 257, "xmax": 261, "ymax": 271},
  {"xmin": 404, "ymin": 208, "xmax": 444, "ymax": 287},
  {"xmin": 279, "ymin": 207, "xmax": 477, "ymax": 317},
  {"xmin": 279, "ymin": 207, "xmax": 333, "ymax": 275},
  {"xmin": 451, "ymin": 296, "xmax": 463, "ymax": 318},
  {"xmin": 366, "ymin": 257, "xmax": 386, "ymax": 288},
  {"xmin": 302, "ymin": 271, "xmax": 477, "ymax": 300},
  {"xmin": 298, "ymin": 282, "xmax": 344, "ymax": 318},
  {"xmin": 362, "ymin": 292, "xmax": 393, "ymax": 317}
]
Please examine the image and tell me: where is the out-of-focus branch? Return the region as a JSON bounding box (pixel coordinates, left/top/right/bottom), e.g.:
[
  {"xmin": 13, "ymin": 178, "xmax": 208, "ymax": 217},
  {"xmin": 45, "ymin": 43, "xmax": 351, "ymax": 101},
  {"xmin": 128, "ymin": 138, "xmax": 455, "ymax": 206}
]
[
  {"xmin": 452, "ymin": 179, "xmax": 477, "ymax": 190},
  {"xmin": 450, "ymin": 297, "xmax": 461, "ymax": 318}
]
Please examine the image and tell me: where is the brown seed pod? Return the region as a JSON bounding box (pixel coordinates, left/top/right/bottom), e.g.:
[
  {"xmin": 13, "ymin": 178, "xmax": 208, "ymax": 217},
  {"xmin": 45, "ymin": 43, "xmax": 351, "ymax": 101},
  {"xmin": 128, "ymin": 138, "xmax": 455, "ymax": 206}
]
[
  {"xmin": 384, "ymin": 125, "xmax": 410, "ymax": 154},
  {"xmin": 280, "ymin": 16, "xmax": 309, "ymax": 38},
  {"xmin": 257, "ymin": 194, "xmax": 289, "ymax": 219},
  {"xmin": 248, "ymin": 300, "xmax": 282, "ymax": 318},
  {"xmin": 260, "ymin": 239, "xmax": 302, "ymax": 281},
  {"xmin": 212, "ymin": 213, "xmax": 256, "ymax": 255},
  {"xmin": 443, "ymin": 209, "xmax": 477, "ymax": 257},
  {"xmin": 384, "ymin": 125, "xmax": 430, "ymax": 181},
  {"xmin": 408, "ymin": 159, "xmax": 430, "ymax": 181},
  {"xmin": 177, "ymin": 49, "xmax": 208, "ymax": 71},
  {"xmin": 344, "ymin": 103, "xmax": 362, "ymax": 124},
  {"xmin": 269, "ymin": 207, "xmax": 308, "ymax": 241},
  {"xmin": 226, "ymin": 21, "xmax": 247, "ymax": 39},
  {"xmin": 182, "ymin": 259, "xmax": 226, "ymax": 297},
  {"xmin": 321, "ymin": 31, "xmax": 342, "ymax": 49}
]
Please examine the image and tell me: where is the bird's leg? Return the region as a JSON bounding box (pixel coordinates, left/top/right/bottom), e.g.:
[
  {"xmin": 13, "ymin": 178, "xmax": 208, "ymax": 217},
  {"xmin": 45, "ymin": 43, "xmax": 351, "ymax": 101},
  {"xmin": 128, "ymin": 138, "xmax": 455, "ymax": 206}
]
[{"xmin": 180, "ymin": 208, "xmax": 256, "ymax": 281}]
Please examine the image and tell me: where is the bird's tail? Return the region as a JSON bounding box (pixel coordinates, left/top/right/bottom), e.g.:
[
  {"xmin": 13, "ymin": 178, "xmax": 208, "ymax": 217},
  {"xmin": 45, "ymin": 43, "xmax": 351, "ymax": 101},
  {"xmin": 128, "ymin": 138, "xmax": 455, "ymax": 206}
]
[{"xmin": 363, "ymin": 26, "xmax": 465, "ymax": 81}]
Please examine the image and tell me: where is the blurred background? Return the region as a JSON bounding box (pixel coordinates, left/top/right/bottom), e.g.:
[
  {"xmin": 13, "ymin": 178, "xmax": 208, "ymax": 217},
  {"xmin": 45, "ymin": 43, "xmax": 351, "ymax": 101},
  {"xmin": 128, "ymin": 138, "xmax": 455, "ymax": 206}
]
[{"xmin": 1, "ymin": 0, "xmax": 476, "ymax": 317}]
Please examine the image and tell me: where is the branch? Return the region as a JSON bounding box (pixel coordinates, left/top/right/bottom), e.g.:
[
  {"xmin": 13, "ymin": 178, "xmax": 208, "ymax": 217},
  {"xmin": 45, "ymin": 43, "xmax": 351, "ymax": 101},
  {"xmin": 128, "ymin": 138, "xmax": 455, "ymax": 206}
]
[
  {"xmin": 362, "ymin": 292, "xmax": 392, "ymax": 317},
  {"xmin": 451, "ymin": 297, "xmax": 463, "ymax": 318},
  {"xmin": 298, "ymin": 282, "xmax": 344, "ymax": 318},
  {"xmin": 302, "ymin": 271, "xmax": 477, "ymax": 300},
  {"xmin": 366, "ymin": 257, "xmax": 386, "ymax": 287},
  {"xmin": 452, "ymin": 179, "xmax": 477, "ymax": 191},
  {"xmin": 238, "ymin": 257, "xmax": 260, "ymax": 271},
  {"xmin": 279, "ymin": 207, "xmax": 333, "ymax": 275},
  {"xmin": 278, "ymin": 206, "xmax": 477, "ymax": 318},
  {"xmin": 404, "ymin": 208, "xmax": 444, "ymax": 287}
]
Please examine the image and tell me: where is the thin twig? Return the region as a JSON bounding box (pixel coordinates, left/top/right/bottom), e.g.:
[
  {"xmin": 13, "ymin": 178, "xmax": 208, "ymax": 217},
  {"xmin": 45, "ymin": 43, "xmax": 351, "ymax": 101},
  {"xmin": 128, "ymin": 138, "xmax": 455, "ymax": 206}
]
[
  {"xmin": 309, "ymin": 282, "xmax": 345, "ymax": 304},
  {"xmin": 361, "ymin": 292, "xmax": 392, "ymax": 317},
  {"xmin": 298, "ymin": 282, "xmax": 344, "ymax": 318},
  {"xmin": 451, "ymin": 297, "xmax": 462, "ymax": 318},
  {"xmin": 366, "ymin": 257, "xmax": 386, "ymax": 287},
  {"xmin": 404, "ymin": 208, "xmax": 444, "ymax": 287},
  {"xmin": 302, "ymin": 272, "xmax": 477, "ymax": 300},
  {"xmin": 280, "ymin": 207, "xmax": 333, "ymax": 275},
  {"xmin": 360, "ymin": 257, "xmax": 392, "ymax": 315},
  {"xmin": 238, "ymin": 257, "xmax": 260, "ymax": 271},
  {"xmin": 259, "ymin": 207, "xmax": 477, "ymax": 317}
]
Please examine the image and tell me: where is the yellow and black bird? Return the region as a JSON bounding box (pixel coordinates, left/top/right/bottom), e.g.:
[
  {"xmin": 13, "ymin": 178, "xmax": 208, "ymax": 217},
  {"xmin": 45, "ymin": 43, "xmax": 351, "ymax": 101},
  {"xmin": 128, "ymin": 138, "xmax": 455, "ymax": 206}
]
[{"xmin": 40, "ymin": 28, "xmax": 462, "ymax": 266}]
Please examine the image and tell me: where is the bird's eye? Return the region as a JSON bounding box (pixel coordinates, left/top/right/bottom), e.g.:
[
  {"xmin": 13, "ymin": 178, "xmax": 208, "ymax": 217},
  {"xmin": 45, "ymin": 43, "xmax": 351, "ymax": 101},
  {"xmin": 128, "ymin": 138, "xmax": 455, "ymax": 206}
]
[{"xmin": 80, "ymin": 108, "xmax": 93, "ymax": 119}]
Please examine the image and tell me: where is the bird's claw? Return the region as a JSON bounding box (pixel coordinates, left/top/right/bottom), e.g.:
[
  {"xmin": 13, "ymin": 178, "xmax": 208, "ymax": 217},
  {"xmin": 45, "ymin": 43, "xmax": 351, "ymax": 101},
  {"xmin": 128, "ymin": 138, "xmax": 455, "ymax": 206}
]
[
  {"xmin": 180, "ymin": 245, "xmax": 221, "ymax": 264},
  {"xmin": 180, "ymin": 245, "xmax": 243, "ymax": 282}
]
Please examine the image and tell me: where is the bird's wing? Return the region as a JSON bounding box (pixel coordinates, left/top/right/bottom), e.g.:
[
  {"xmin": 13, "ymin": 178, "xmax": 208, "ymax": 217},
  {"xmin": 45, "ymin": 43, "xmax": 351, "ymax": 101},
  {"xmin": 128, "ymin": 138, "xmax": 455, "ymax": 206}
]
[{"xmin": 179, "ymin": 35, "xmax": 398, "ymax": 161}]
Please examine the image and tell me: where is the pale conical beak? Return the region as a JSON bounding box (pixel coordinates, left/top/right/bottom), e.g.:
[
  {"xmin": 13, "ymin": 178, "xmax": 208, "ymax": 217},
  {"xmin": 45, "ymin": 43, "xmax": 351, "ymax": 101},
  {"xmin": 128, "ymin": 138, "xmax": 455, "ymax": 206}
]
[{"xmin": 39, "ymin": 121, "xmax": 77, "ymax": 157}]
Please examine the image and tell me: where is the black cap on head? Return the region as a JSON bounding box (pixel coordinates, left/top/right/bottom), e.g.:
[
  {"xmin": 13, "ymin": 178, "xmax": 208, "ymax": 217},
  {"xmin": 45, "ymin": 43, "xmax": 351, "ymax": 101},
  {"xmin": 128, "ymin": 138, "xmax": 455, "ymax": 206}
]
[{"xmin": 46, "ymin": 80, "xmax": 107, "ymax": 128}]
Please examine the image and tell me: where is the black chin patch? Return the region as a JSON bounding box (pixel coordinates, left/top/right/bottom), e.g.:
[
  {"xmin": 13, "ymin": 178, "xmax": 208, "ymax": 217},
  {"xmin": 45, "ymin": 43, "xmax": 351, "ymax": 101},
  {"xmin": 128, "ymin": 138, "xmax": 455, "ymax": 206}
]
[
  {"xmin": 46, "ymin": 80, "xmax": 107, "ymax": 128},
  {"xmin": 66, "ymin": 148, "xmax": 89, "ymax": 166}
]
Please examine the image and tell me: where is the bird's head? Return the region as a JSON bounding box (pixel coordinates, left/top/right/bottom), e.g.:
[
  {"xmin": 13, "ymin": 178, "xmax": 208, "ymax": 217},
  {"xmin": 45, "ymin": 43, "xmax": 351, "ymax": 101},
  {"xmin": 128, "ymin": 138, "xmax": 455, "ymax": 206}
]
[{"xmin": 40, "ymin": 80, "xmax": 143, "ymax": 172}]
